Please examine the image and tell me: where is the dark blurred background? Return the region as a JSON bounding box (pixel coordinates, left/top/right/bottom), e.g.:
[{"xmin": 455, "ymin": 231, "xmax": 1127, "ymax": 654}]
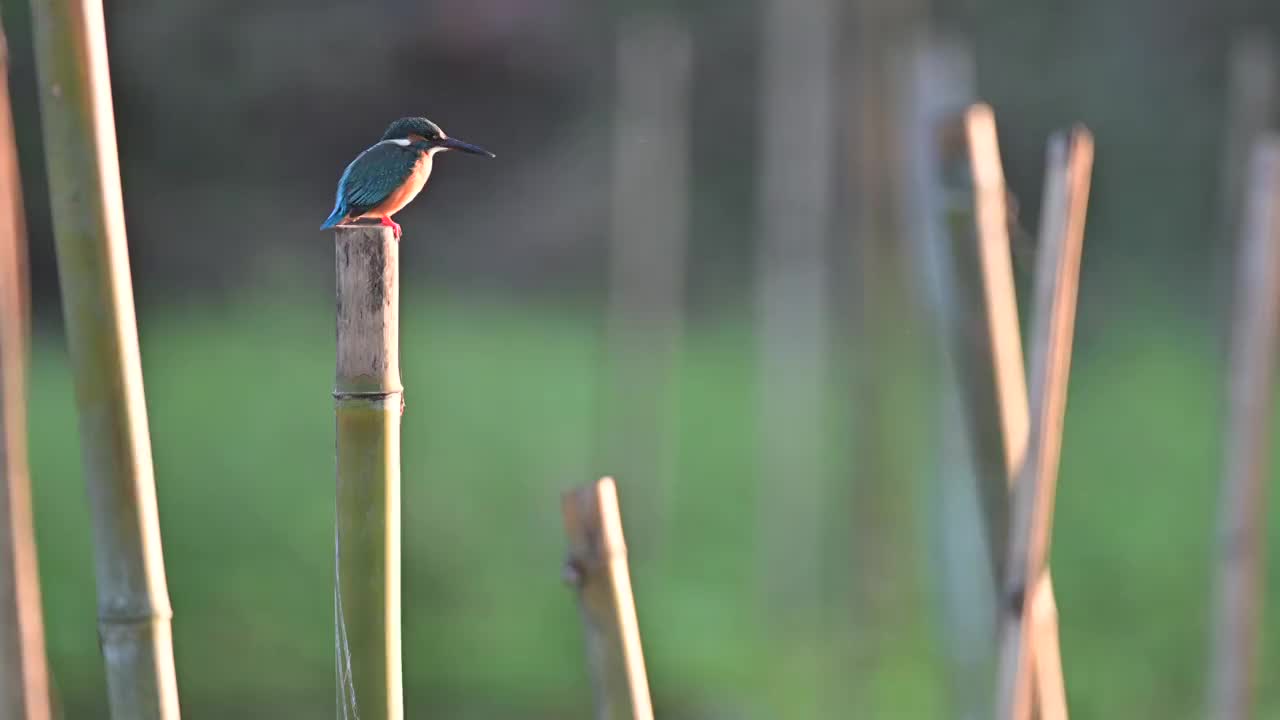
[{"xmin": 4, "ymin": 0, "xmax": 1280, "ymax": 717}]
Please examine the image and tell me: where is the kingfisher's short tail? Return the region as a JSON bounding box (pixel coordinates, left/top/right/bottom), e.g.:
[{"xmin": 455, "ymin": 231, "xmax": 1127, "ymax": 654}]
[{"xmin": 320, "ymin": 204, "xmax": 348, "ymax": 230}]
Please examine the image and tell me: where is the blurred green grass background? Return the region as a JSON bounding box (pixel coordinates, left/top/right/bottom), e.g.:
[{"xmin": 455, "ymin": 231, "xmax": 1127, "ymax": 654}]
[{"xmin": 23, "ymin": 292, "xmax": 1280, "ymax": 718}]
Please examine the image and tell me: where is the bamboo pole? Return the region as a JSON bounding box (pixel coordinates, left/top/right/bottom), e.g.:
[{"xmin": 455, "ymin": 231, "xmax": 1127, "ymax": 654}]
[
  {"xmin": 995, "ymin": 128, "xmax": 1094, "ymax": 720},
  {"xmin": 561, "ymin": 477, "xmax": 653, "ymax": 720},
  {"xmin": 333, "ymin": 225, "xmax": 403, "ymax": 720},
  {"xmin": 930, "ymin": 103, "xmax": 1028, "ymax": 594},
  {"xmin": 0, "ymin": 16, "xmax": 51, "ymax": 720},
  {"xmin": 599, "ymin": 14, "xmax": 692, "ymax": 548},
  {"xmin": 1028, "ymin": 572, "xmax": 1066, "ymax": 720},
  {"xmin": 1206, "ymin": 137, "xmax": 1280, "ymax": 720},
  {"xmin": 28, "ymin": 1, "xmax": 181, "ymax": 717}
]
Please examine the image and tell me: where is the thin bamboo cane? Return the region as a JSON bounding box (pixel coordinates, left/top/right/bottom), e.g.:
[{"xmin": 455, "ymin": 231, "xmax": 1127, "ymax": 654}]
[
  {"xmin": 0, "ymin": 16, "xmax": 51, "ymax": 720},
  {"xmin": 0, "ymin": 17, "xmax": 27, "ymax": 340},
  {"xmin": 1028, "ymin": 572, "xmax": 1066, "ymax": 720},
  {"xmin": 932, "ymin": 103, "xmax": 1029, "ymax": 591},
  {"xmin": 1206, "ymin": 137, "xmax": 1280, "ymax": 720},
  {"xmin": 561, "ymin": 477, "xmax": 653, "ymax": 720},
  {"xmin": 28, "ymin": 0, "xmax": 180, "ymax": 716},
  {"xmin": 333, "ymin": 225, "xmax": 403, "ymax": 720},
  {"xmin": 995, "ymin": 128, "xmax": 1094, "ymax": 720}
]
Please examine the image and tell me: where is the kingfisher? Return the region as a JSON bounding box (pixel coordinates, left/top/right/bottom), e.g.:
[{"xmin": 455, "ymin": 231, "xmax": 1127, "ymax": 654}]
[{"xmin": 321, "ymin": 116, "xmax": 494, "ymax": 239}]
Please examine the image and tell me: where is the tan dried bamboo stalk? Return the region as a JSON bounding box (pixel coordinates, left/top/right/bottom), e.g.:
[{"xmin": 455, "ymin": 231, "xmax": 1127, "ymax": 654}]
[
  {"xmin": 28, "ymin": 0, "xmax": 180, "ymax": 716},
  {"xmin": 934, "ymin": 103, "xmax": 1029, "ymax": 588},
  {"xmin": 0, "ymin": 15, "xmax": 51, "ymax": 720},
  {"xmin": 995, "ymin": 127, "xmax": 1094, "ymax": 720},
  {"xmin": 562, "ymin": 477, "xmax": 652, "ymax": 720},
  {"xmin": 333, "ymin": 225, "xmax": 403, "ymax": 720},
  {"xmin": 1028, "ymin": 572, "xmax": 1066, "ymax": 720}
]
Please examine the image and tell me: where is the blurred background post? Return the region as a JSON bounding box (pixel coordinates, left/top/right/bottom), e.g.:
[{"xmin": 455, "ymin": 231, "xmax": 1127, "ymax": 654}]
[
  {"xmin": 597, "ymin": 12, "xmax": 691, "ymax": 557},
  {"xmin": 1207, "ymin": 136, "xmax": 1280, "ymax": 720}
]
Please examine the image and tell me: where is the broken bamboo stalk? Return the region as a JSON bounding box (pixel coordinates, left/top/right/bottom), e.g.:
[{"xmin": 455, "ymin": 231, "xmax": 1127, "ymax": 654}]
[{"xmin": 561, "ymin": 477, "xmax": 653, "ymax": 720}]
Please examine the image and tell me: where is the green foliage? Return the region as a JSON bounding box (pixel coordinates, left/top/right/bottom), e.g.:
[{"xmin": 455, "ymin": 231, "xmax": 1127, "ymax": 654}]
[{"xmin": 23, "ymin": 295, "xmax": 1280, "ymax": 718}]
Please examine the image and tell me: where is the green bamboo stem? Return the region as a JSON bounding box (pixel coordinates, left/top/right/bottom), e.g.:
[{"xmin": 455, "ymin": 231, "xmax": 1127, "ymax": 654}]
[
  {"xmin": 0, "ymin": 16, "xmax": 52, "ymax": 720},
  {"xmin": 334, "ymin": 225, "xmax": 403, "ymax": 720},
  {"xmin": 29, "ymin": 0, "xmax": 180, "ymax": 717},
  {"xmin": 561, "ymin": 477, "xmax": 652, "ymax": 720}
]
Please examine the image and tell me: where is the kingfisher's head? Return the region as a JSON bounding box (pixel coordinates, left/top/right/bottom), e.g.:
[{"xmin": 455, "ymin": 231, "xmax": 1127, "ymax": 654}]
[{"xmin": 381, "ymin": 117, "xmax": 495, "ymax": 158}]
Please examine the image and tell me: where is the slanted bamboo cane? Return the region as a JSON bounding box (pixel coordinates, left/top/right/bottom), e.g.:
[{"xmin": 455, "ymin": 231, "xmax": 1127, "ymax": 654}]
[
  {"xmin": 0, "ymin": 17, "xmax": 27, "ymax": 341},
  {"xmin": 995, "ymin": 127, "xmax": 1094, "ymax": 720},
  {"xmin": 561, "ymin": 477, "xmax": 652, "ymax": 720},
  {"xmin": 0, "ymin": 16, "xmax": 51, "ymax": 720},
  {"xmin": 333, "ymin": 225, "xmax": 403, "ymax": 720},
  {"xmin": 929, "ymin": 103, "xmax": 1029, "ymax": 593},
  {"xmin": 28, "ymin": 0, "xmax": 180, "ymax": 716},
  {"xmin": 1207, "ymin": 137, "xmax": 1280, "ymax": 720}
]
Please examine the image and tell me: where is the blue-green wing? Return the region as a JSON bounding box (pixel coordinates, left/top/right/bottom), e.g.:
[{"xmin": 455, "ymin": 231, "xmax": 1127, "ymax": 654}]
[{"xmin": 338, "ymin": 141, "xmax": 419, "ymax": 216}]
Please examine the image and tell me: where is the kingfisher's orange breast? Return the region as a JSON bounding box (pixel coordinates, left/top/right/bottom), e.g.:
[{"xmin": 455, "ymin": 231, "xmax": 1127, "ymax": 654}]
[{"xmin": 365, "ymin": 153, "xmax": 434, "ymax": 218}]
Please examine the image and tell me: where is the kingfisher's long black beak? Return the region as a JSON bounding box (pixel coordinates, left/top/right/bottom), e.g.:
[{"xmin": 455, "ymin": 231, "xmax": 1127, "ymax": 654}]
[{"xmin": 437, "ymin": 136, "xmax": 495, "ymax": 158}]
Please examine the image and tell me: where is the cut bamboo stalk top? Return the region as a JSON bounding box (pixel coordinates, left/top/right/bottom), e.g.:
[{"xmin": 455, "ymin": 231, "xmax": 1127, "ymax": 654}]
[
  {"xmin": 562, "ymin": 478, "xmax": 653, "ymax": 720},
  {"xmin": 963, "ymin": 103, "xmax": 1029, "ymax": 480},
  {"xmin": 932, "ymin": 102, "xmax": 1027, "ymax": 588},
  {"xmin": 335, "ymin": 226, "xmax": 402, "ymax": 396},
  {"xmin": 563, "ymin": 478, "xmax": 628, "ymax": 577}
]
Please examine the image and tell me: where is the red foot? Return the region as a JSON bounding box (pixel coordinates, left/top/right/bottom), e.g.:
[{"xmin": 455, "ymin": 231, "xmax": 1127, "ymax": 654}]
[{"xmin": 378, "ymin": 215, "xmax": 402, "ymax": 240}]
